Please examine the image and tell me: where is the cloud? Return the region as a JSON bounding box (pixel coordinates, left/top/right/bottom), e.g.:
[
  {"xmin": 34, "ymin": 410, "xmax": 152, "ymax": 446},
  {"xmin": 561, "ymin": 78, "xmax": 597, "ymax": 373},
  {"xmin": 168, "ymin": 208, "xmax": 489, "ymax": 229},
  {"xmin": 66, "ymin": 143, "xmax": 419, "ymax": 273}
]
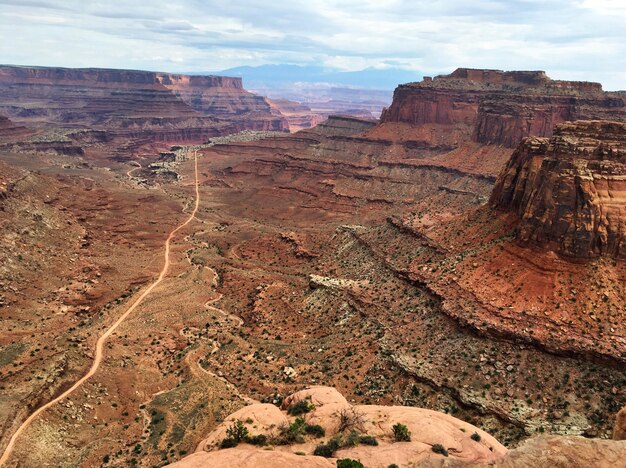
[{"xmin": 0, "ymin": 0, "xmax": 624, "ymax": 89}]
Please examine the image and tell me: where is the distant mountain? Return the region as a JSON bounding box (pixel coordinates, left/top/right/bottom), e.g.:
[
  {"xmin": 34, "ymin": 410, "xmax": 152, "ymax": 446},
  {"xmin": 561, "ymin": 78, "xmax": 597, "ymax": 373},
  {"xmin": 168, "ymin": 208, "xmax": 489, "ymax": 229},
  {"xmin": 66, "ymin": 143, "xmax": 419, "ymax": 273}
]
[{"xmin": 201, "ymin": 64, "xmax": 424, "ymax": 90}]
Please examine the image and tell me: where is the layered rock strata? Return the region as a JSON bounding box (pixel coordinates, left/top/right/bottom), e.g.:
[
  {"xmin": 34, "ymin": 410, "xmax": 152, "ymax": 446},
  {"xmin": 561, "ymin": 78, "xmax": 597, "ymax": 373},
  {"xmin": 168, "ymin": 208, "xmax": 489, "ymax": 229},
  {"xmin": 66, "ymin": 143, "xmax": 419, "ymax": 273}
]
[
  {"xmin": 0, "ymin": 65, "xmax": 287, "ymax": 150},
  {"xmin": 381, "ymin": 68, "xmax": 626, "ymax": 148},
  {"xmin": 490, "ymin": 120, "xmax": 626, "ymax": 258}
]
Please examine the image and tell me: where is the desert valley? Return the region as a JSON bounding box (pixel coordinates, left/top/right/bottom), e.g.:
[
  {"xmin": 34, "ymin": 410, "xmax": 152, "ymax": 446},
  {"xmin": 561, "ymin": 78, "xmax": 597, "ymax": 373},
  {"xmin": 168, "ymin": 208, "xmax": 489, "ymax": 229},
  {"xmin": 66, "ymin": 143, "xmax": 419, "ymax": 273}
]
[{"xmin": 0, "ymin": 62, "xmax": 624, "ymax": 468}]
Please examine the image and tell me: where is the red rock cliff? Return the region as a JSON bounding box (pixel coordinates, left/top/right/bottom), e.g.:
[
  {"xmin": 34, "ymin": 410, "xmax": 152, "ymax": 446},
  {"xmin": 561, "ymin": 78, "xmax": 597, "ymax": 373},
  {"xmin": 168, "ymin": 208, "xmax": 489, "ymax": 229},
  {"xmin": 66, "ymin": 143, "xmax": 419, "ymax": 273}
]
[
  {"xmin": 0, "ymin": 65, "xmax": 287, "ymax": 141},
  {"xmin": 156, "ymin": 73, "xmax": 282, "ymax": 120},
  {"xmin": 381, "ymin": 68, "xmax": 626, "ymax": 148},
  {"xmin": 490, "ymin": 120, "xmax": 626, "ymax": 258}
]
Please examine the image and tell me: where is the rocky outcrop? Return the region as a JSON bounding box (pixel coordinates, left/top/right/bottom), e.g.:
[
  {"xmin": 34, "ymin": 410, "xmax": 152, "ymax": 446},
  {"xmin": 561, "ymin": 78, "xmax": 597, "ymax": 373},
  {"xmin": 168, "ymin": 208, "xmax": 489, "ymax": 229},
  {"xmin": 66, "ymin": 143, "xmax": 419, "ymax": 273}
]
[
  {"xmin": 381, "ymin": 68, "xmax": 626, "ymax": 148},
  {"xmin": 614, "ymin": 407, "xmax": 626, "ymax": 441},
  {"xmin": 490, "ymin": 120, "xmax": 626, "ymax": 258},
  {"xmin": 309, "ymin": 115, "xmax": 377, "ymax": 137},
  {"xmin": 268, "ymin": 98, "xmax": 325, "ymax": 132},
  {"xmin": 158, "ymin": 73, "xmax": 286, "ymax": 130},
  {"xmin": 420, "ymin": 436, "xmax": 626, "ymax": 467},
  {"xmin": 168, "ymin": 386, "xmax": 506, "ymax": 468},
  {"xmin": 0, "ymin": 65, "xmax": 287, "ymax": 151},
  {"xmin": 0, "ymin": 115, "xmax": 31, "ymax": 142}
]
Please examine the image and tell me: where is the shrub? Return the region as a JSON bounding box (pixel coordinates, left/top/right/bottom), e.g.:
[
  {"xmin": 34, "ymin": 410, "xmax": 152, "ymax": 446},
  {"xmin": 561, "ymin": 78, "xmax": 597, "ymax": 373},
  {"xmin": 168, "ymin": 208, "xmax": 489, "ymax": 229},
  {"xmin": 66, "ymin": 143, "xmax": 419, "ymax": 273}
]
[
  {"xmin": 471, "ymin": 432, "xmax": 481, "ymax": 442},
  {"xmin": 314, "ymin": 436, "xmax": 342, "ymax": 458},
  {"xmin": 337, "ymin": 459, "xmax": 364, "ymax": 468},
  {"xmin": 226, "ymin": 420, "xmax": 249, "ymax": 443},
  {"xmin": 432, "ymin": 444, "xmax": 449, "ymax": 456},
  {"xmin": 219, "ymin": 437, "xmax": 238, "ymax": 449},
  {"xmin": 388, "ymin": 465, "xmax": 399, "ymax": 468},
  {"xmin": 246, "ymin": 434, "xmax": 268, "ymax": 446},
  {"xmin": 392, "ymin": 423, "xmax": 411, "ymax": 442},
  {"xmin": 359, "ymin": 435, "xmax": 378, "ymax": 446},
  {"xmin": 338, "ymin": 407, "xmax": 366, "ymax": 433},
  {"xmin": 278, "ymin": 418, "xmax": 306, "ymax": 444},
  {"xmin": 288, "ymin": 398, "xmax": 314, "ymax": 415},
  {"xmin": 304, "ymin": 424, "xmax": 326, "ymax": 438},
  {"xmin": 345, "ymin": 431, "xmax": 361, "ymax": 447},
  {"xmin": 220, "ymin": 420, "xmax": 249, "ymax": 448}
]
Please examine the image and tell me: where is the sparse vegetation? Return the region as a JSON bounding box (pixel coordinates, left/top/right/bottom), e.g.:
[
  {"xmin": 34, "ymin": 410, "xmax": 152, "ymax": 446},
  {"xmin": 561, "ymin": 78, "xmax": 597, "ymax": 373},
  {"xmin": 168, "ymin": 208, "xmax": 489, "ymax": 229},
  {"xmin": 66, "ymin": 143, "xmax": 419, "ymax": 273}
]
[
  {"xmin": 314, "ymin": 436, "xmax": 343, "ymax": 457},
  {"xmin": 358, "ymin": 435, "xmax": 378, "ymax": 446},
  {"xmin": 432, "ymin": 444, "xmax": 449, "ymax": 456},
  {"xmin": 220, "ymin": 420, "xmax": 250, "ymax": 448},
  {"xmin": 392, "ymin": 423, "xmax": 411, "ymax": 442},
  {"xmin": 338, "ymin": 407, "xmax": 366, "ymax": 433},
  {"xmin": 304, "ymin": 423, "xmax": 326, "ymax": 438},
  {"xmin": 288, "ymin": 398, "xmax": 314, "ymax": 416},
  {"xmin": 337, "ymin": 459, "xmax": 364, "ymax": 468}
]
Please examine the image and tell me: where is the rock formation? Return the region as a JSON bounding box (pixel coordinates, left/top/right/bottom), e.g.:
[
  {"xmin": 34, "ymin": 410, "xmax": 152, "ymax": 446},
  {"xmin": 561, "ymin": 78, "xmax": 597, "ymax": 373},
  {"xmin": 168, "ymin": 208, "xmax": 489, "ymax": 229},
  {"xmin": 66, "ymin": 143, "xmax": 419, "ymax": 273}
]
[
  {"xmin": 168, "ymin": 386, "xmax": 506, "ymax": 468},
  {"xmin": 158, "ymin": 73, "xmax": 283, "ymax": 125},
  {"xmin": 490, "ymin": 120, "xmax": 626, "ymax": 258},
  {"xmin": 267, "ymin": 98, "xmax": 325, "ymax": 132},
  {"xmin": 0, "ymin": 115, "xmax": 31, "ymax": 142},
  {"xmin": 0, "ymin": 65, "xmax": 287, "ymax": 153},
  {"xmin": 614, "ymin": 407, "xmax": 626, "ymax": 441},
  {"xmin": 381, "ymin": 68, "xmax": 626, "ymax": 148},
  {"xmin": 420, "ymin": 436, "xmax": 626, "ymax": 467}
]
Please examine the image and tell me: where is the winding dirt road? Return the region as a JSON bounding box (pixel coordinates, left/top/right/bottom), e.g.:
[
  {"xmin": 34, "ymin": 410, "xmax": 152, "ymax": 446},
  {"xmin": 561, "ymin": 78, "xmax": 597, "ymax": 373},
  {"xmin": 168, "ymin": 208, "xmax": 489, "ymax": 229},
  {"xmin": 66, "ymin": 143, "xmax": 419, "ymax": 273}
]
[
  {"xmin": 0, "ymin": 151, "xmax": 200, "ymax": 466},
  {"xmin": 126, "ymin": 161, "xmax": 142, "ymax": 179}
]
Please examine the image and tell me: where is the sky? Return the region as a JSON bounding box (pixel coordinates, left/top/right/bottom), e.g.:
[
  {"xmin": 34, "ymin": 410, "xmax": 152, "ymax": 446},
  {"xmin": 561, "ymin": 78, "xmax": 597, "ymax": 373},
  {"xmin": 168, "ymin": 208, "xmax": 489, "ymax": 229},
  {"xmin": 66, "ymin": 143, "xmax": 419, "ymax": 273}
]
[{"xmin": 1, "ymin": 0, "xmax": 625, "ymax": 90}]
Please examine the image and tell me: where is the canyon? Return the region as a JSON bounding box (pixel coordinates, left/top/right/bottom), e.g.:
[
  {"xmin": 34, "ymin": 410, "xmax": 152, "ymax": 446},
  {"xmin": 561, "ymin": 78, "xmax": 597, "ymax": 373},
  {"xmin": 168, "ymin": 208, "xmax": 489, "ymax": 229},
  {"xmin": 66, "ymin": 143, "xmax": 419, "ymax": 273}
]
[
  {"xmin": 0, "ymin": 67, "xmax": 624, "ymax": 467},
  {"xmin": 0, "ymin": 65, "xmax": 288, "ymax": 160}
]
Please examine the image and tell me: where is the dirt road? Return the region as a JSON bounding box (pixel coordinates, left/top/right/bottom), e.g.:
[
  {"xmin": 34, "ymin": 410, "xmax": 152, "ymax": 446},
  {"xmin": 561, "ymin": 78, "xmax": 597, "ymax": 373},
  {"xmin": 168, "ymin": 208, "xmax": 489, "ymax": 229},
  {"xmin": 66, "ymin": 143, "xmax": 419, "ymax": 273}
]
[{"xmin": 0, "ymin": 151, "xmax": 200, "ymax": 466}]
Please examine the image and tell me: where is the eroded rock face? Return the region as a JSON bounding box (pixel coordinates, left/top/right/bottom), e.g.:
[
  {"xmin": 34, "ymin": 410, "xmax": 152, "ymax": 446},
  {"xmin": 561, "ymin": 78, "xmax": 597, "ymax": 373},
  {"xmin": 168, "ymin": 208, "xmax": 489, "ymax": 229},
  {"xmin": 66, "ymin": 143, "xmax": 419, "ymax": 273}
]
[
  {"xmin": 0, "ymin": 65, "xmax": 287, "ymax": 147},
  {"xmin": 490, "ymin": 120, "xmax": 626, "ymax": 258},
  {"xmin": 158, "ymin": 73, "xmax": 285, "ymax": 129},
  {"xmin": 614, "ymin": 407, "xmax": 626, "ymax": 441},
  {"xmin": 381, "ymin": 68, "xmax": 626, "ymax": 148},
  {"xmin": 462, "ymin": 436, "xmax": 626, "ymax": 468}
]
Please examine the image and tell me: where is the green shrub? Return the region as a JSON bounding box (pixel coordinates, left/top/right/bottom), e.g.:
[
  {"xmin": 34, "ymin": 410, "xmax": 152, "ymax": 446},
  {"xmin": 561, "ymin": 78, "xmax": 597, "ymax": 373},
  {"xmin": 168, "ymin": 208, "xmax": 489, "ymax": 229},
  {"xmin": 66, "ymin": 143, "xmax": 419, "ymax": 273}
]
[
  {"xmin": 304, "ymin": 424, "xmax": 326, "ymax": 438},
  {"xmin": 392, "ymin": 423, "xmax": 411, "ymax": 442},
  {"xmin": 359, "ymin": 435, "xmax": 378, "ymax": 446},
  {"xmin": 314, "ymin": 436, "xmax": 342, "ymax": 458},
  {"xmin": 278, "ymin": 418, "xmax": 306, "ymax": 444},
  {"xmin": 388, "ymin": 465, "xmax": 399, "ymax": 468},
  {"xmin": 432, "ymin": 444, "xmax": 449, "ymax": 456},
  {"xmin": 246, "ymin": 434, "xmax": 268, "ymax": 446},
  {"xmin": 220, "ymin": 420, "xmax": 249, "ymax": 448},
  {"xmin": 288, "ymin": 398, "xmax": 314, "ymax": 415},
  {"xmin": 345, "ymin": 431, "xmax": 361, "ymax": 447},
  {"xmin": 226, "ymin": 420, "xmax": 249, "ymax": 442},
  {"xmin": 220, "ymin": 437, "xmax": 238, "ymax": 449},
  {"xmin": 471, "ymin": 432, "xmax": 481, "ymax": 442},
  {"xmin": 337, "ymin": 459, "xmax": 364, "ymax": 468}
]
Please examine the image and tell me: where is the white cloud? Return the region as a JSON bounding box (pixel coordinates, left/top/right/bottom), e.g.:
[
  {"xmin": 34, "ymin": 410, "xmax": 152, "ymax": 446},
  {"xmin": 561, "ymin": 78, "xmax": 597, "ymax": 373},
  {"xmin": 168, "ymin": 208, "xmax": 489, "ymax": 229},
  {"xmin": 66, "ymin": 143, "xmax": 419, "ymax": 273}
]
[{"xmin": 0, "ymin": 0, "xmax": 624, "ymax": 89}]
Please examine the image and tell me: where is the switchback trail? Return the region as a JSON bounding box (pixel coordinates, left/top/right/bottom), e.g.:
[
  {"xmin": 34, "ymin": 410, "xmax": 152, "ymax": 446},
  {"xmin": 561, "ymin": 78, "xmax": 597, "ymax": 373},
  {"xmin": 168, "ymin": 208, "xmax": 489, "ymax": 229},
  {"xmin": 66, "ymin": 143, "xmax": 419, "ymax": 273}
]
[
  {"xmin": 126, "ymin": 161, "xmax": 142, "ymax": 179},
  {"xmin": 0, "ymin": 151, "xmax": 200, "ymax": 466}
]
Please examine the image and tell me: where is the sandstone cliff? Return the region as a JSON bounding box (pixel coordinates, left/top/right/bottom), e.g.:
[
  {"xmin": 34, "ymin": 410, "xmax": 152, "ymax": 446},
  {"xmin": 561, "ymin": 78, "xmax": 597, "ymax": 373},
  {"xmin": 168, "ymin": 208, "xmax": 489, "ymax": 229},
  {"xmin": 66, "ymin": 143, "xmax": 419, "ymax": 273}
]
[
  {"xmin": 267, "ymin": 98, "xmax": 325, "ymax": 132},
  {"xmin": 168, "ymin": 386, "xmax": 506, "ymax": 468},
  {"xmin": 0, "ymin": 65, "xmax": 287, "ymax": 151},
  {"xmin": 0, "ymin": 115, "xmax": 31, "ymax": 142},
  {"xmin": 380, "ymin": 68, "xmax": 626, "ymax": 148},
  {"xmin": 490, "ymin": 120, "xmax": 626, "ymax": 258}
]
